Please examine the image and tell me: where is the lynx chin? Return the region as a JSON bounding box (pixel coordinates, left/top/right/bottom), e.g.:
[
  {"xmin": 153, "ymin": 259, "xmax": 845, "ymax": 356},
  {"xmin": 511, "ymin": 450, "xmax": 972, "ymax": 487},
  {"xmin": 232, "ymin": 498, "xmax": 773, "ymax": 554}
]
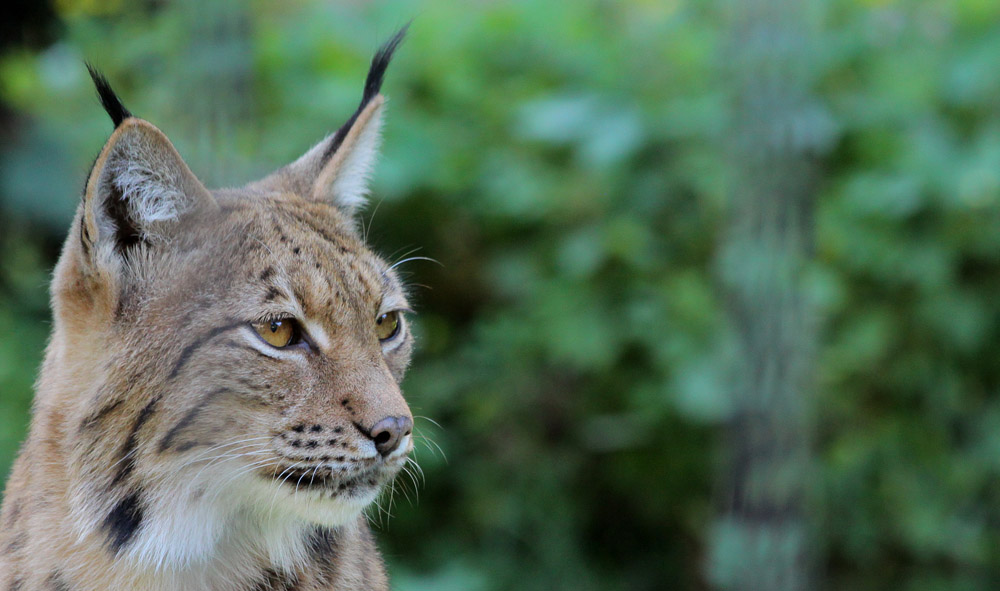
[{"xmin": 0, "ymin": 26, "xmax": 426, "ymax": 591}]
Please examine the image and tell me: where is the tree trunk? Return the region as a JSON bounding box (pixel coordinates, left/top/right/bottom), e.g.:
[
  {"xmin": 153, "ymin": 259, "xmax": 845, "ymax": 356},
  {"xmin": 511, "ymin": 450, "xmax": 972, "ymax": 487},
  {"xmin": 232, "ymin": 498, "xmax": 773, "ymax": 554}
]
[{"xmin": 708, "ymin": 1, "xmax": 828, "ymax": 589}]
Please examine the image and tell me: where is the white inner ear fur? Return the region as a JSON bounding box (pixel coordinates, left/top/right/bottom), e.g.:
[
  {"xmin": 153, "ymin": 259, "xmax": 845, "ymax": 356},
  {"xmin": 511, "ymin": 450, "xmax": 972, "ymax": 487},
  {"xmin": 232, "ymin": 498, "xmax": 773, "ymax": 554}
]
[
  {"xmin": 103, "ymin": 134, "xmax": 194, "ymax": 240},
  {"xmin": 312, "ymin": 95, "xmax": 386, "ymax": 214}
]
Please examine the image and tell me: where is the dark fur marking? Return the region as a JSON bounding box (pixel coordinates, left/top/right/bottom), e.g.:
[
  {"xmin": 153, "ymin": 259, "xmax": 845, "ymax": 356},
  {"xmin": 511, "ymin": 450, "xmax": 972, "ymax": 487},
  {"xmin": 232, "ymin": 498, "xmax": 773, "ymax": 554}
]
[
  {"xmin": 114, "ymin": 282, "xmax": 138, "ymax": 319},
  {"xmin": 78, "ymin": 151, "xmax": 99, "ymax": 258},
  {"xmin": 284, "ymin": 209, "xmax": 372, "ymax": 298},
  {"xmin": 102, "ymin": 491, "xmax": 144, "ymax": 554},
  {"xmin": 86, "ymin": 64, "xmax": 132, "ymax": 128},
  {"xmin": 4, "ymin": 500, "xmax": 21, "ymax": 527},
  {"xmin": 79, "ymin": 397, "xmax": 124, "ymax": 432},
  {"xmin": 283, "ymin": 209, "xmax": 352, "ymax": 251},
  {"xmin": 233, "ymin": 375, "xmax": 264, "ymax": 389},
  {"xmin": 355, "ymin": 267, "xmax": 378, "ymax": 296},
  {"xmin": 168, "ymin": 321, "xmax": 243, "ymax": 380},
  {"xmin": 46, "ymin": 572, "xmax": 71, "ymax": 591},
  {"xmin": 79, "ymin": 218, "xmax": 90, "ymax": 257},
  {"xmin": 158, "ymin": 387, "xmax": 230, "ymax": 452},
  {"xmin": 291, "ymin": 286, "xmax": 307, "ymax": 307},
  {"xmin": 263, "ymin": 286, "xmax": 284, "ymax": 302},
  {"xmin": 260, "ymin": 267, "xmax": 276, "ymax": 282},
  {"xmin": 111, "ymin": 394, "xmax": 161, "ymax": 486},
  {"xmin": 253, "ymin": 568, "xmax": 298, "ymax": 591},
  {"xmin": 4, "ymin": 532, "xmax": 26, "ymax": 554},
  {"xmin": 322, "ymin": 26, "xmax": 408, "ymax": 161},
  {"xmin": 307, "ymin": 526, "xmax": 341, "ymax": 563},
  {"xmin": 276, "ymin": 211, "xmax": 357, "ymax": 299}
]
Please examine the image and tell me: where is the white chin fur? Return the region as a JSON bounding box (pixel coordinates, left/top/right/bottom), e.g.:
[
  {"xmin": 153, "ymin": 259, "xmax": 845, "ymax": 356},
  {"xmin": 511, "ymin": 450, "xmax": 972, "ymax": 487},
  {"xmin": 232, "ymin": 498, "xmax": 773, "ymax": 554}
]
[
  {"xmin": 283, "ymin": 489, "xmax": 378, "ymax": 527},
  {"xmin": 240, "ymin": 469, "xmax": 377, "ymax": 528},
  {"xmin": 110, "ymin": 465, "xmax": 377, "ymax": 574}
]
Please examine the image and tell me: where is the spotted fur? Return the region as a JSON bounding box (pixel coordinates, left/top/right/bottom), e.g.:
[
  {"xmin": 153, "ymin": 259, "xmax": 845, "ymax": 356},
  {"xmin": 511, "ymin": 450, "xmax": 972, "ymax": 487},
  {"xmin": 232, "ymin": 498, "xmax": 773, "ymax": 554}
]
[{"xmin": 0, "ymin": 28, "xmax": 415, "ymax": 591}]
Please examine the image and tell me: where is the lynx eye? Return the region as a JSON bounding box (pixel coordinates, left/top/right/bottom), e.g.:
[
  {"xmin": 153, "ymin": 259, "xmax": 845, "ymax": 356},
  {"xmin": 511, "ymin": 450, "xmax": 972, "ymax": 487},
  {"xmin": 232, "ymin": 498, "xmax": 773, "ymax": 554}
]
[
  {"xmin": 375, "ymin": 311, "xmax": 400, "ymax": 342},
  {"xmin": 252, "ymin": 319, "xmax": 300, "ymax": 348}
]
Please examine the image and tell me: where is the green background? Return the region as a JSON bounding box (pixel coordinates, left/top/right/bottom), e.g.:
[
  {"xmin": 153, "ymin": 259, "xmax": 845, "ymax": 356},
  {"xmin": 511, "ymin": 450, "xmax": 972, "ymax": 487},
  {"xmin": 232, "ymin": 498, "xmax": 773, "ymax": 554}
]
[{"xmin": 2, "ymin": 0, "xmax": 1000, "ymax": 589}]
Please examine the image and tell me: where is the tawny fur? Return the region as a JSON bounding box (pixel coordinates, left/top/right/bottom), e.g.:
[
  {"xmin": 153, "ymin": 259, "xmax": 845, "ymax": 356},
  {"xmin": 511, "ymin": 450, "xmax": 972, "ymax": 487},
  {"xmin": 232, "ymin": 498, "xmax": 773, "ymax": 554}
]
[{"xmin": 1, "ymin": 30, "xmax": 416, "ymax": 591}]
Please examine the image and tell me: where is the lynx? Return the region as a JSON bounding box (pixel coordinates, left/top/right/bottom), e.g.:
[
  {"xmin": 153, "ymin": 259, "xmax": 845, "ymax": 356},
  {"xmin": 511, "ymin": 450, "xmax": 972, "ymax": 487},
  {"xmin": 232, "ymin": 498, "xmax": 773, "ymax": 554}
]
[{"xmin": 0, "ymin": 28, "xmax": 419, "ymax": 591}]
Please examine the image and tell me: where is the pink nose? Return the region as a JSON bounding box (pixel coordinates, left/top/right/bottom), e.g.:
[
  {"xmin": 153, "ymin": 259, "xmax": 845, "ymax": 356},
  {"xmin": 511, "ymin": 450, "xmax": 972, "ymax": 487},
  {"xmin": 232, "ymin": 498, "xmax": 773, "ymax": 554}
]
[{"xmin": 369, "ymin": 416, "xmax": 412, "ymax": 456}]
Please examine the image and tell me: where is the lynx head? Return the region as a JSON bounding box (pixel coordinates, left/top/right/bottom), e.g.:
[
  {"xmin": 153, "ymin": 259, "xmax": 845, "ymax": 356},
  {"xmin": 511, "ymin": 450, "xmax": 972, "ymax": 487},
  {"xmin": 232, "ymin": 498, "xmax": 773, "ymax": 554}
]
[{"xmin": 48, "ymin": 28, "xmax": 416, "ymax": 567}]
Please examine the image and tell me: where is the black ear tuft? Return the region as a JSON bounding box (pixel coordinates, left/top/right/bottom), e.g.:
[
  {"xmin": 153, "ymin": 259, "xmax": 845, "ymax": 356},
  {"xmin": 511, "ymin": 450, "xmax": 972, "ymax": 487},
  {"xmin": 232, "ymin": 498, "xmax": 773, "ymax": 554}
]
[
  {"xmin": 322, "ymin": 24, "xmax": 409, "ymax": 161},
  {"xmin": 86, "ymin": 63, "xmax": 133, "ymax": 128},
  {"xmin": 361, "ymin": 23, "xmax": 409, "ymax": 109}
]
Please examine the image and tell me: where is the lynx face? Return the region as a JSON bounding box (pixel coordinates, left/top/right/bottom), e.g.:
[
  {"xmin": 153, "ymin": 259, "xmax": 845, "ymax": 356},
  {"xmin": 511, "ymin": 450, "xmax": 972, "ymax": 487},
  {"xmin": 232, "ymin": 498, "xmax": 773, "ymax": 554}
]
[
  {"xmin": 88, "ymin": 189, "xmax": 419, "ymax": 532},
  {"xmin": 0, "ymin": 29, "xmax": 418, "ymax": 578}
]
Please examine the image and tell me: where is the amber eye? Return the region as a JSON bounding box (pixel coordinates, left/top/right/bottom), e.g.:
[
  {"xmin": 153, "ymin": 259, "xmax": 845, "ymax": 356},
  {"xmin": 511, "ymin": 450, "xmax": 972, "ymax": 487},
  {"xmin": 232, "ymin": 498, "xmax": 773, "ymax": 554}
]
[
  {"xmin": 252, "ymin": 319, "xmax": 298, "ymax": 348},
  {"xmin": 375, "ymin": 311, "xmax": 400, "ymax": 342}
]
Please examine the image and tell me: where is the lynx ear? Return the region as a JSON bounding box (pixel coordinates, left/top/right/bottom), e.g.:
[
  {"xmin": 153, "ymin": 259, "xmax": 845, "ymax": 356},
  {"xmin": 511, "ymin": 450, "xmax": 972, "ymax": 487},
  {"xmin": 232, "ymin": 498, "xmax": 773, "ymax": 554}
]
[
  {"xmin": 304, "ymin": 92, "xmax": 386, "ymax": 213},
  {"xmin": 80, "ymin": 68, "xmax": 213, "ymax": 261},
  {"xmin": 258, "ymin": 26, "xmax": 406, "ymax": 215}
]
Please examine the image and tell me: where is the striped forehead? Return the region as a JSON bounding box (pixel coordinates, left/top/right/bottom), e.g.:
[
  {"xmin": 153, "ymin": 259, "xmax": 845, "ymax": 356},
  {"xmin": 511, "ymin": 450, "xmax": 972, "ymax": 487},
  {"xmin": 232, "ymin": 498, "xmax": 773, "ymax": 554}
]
[{"xmin": 233, "ymin": 197, "xmax": 394, "ymax": 319}]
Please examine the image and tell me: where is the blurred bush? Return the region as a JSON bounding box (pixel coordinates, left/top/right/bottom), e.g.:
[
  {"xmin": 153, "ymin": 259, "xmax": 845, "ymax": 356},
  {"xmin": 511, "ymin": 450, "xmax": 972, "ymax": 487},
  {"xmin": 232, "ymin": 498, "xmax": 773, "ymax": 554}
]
[{"xmin": 1, "ymin": 1, "xmax": 999, "ymax": 590}]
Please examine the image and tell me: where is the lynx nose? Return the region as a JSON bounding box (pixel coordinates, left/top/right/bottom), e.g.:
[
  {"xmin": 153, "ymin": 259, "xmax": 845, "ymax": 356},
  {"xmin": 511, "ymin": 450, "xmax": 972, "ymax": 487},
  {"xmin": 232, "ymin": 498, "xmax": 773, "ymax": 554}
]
[{"xmin": 370, "ymin": 416, "xmax": 412, "ymax": 457}]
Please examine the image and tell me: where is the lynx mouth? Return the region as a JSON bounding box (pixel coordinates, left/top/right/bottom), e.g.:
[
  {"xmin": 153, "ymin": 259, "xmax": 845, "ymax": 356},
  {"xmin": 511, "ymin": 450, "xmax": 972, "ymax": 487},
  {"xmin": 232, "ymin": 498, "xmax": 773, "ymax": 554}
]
[{"xmin": 263, "ymin": 461, "xmax": 400, "ymax": 497}]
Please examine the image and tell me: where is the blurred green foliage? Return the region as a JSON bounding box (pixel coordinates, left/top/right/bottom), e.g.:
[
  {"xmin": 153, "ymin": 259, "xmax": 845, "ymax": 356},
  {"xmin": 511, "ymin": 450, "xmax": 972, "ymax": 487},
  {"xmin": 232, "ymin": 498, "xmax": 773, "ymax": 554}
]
[{"xmin": 1, "ymin": 1, "xmax": 999, "ymax": 590}]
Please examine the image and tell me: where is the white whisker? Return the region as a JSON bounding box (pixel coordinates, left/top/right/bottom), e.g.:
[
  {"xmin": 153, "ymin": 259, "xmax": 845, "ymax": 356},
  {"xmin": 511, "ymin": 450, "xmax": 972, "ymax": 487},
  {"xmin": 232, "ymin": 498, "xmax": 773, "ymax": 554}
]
[
  {"xmin": 205, "ymin": 458, "xmax": 280, "ymax": 506},
  {"xmin": 267, "ymin": 461, "xmax": 305, "ymax": 520},
  {"xmin": 387, "ymin": 256, "xmax": 442, "ymax": 272},
  {"xmin": 414, "ymin": 415, "xmax": 443, "ymax": 429}
]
